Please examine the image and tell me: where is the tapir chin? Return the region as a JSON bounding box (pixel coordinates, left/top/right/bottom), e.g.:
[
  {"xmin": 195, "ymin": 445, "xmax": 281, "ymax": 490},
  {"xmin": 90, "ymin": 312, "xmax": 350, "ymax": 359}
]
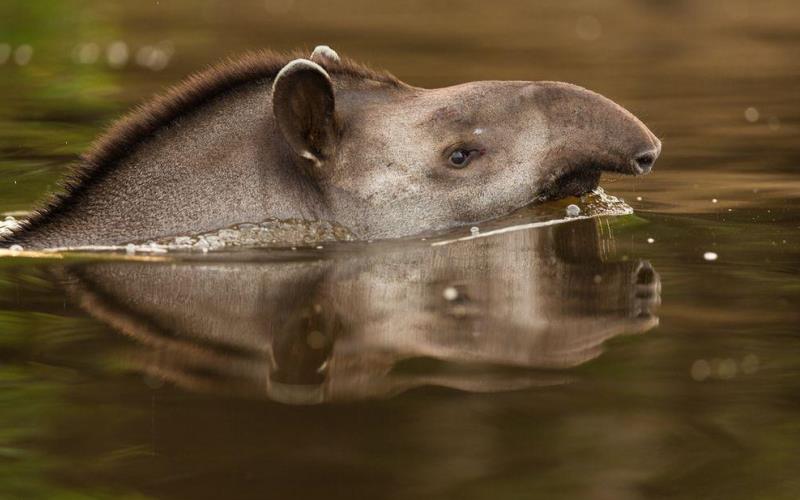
[{"xmin": 3, "ymin": 45, "xmax": 660, "ymax": 249}]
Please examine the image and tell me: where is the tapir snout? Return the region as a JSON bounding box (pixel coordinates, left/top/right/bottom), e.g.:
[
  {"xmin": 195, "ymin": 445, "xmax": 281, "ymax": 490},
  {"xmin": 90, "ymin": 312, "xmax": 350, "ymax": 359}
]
[{"xmin": 525, "ymin": 81, "xmax": 661, "ymax": 201}]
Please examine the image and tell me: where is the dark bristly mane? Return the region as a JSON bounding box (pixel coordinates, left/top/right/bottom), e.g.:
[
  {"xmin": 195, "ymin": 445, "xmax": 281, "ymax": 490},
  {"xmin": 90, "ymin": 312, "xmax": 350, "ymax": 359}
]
[{"xmin": 3, "ymin": 49, "xmax": 401, "ymax": 243}]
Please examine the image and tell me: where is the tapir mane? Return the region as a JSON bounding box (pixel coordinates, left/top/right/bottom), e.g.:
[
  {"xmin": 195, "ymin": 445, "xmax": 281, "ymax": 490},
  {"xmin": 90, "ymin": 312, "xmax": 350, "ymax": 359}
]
[{"xmin": 4, "ymin": 50, "xmax": 400, "ymax": 243}]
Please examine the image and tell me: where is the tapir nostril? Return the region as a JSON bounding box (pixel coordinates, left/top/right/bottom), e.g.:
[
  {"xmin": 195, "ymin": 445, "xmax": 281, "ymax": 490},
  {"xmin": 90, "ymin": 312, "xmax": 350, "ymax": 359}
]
[{"xmin": 633, "ymin": 150, "xmax": 658, "ymax": 174}]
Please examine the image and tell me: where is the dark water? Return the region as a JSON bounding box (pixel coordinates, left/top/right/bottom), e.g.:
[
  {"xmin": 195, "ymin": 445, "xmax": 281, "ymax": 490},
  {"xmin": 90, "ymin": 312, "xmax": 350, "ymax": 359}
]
[{"xmin": 1, "ymin": 1, "xmax": 799, "ymax": 498}]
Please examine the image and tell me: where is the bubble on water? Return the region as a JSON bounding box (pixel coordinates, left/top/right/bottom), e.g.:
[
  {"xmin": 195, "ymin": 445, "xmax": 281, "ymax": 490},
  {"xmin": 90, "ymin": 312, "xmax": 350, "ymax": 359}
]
[
  {"xmin": 593, "ymin": 274, "xmax": 603, "ymax": 284},
  {"xmin": 744, "ymin": 107, "xmax": 759, "ymax": 123},
  {"xmin": 647, "ymin": 237, "xmax": 655, "ymax": 244},
  {"xmin": 106, "ymin": 41, "xmax": 129, "ymax": 68},
  {"xmin": 636, "ymin": 196, "xmax": 643, "ymax": 201},
  {"xmin": 703, "ymin": 251, "xmax": 718, "ymax": 261},
  {"xmin": 712, "ymin": 198, "xmax": 718, "ymax": 203},
  {"xmin": 442, "ymin": 286, "xmax": 459, "ymax": 301},
  {"xmin": 470, "ymin": 226, "xmax": 480, "ymax": 235},
  {"xmin": 576, "ymin": 15, "xmax": 602, "ymax": 41},
  {"xmin": 690, "ymin": 359, "xmax": 711, "ymax": 381},
  {"xmin": 741, "ymin": 354, "xmax": 759, "ymax": 374},
  {"xmin": 566, "ymin": 204, "xmax": 581, "ymax": 217},
  {"xmin": 13, "ymin": 45, "xmax": 33, "ymax": 66},
  {"xmin": 0, "ymin": 43, "xmax": 11, "ymax": 64},
  {"xmin": 9, "ymin": 244, "xmax": 23, "ymax": 252},
  {"xmin": 315, "ymin": 245, "xmax": 324, "ymax": 250}
]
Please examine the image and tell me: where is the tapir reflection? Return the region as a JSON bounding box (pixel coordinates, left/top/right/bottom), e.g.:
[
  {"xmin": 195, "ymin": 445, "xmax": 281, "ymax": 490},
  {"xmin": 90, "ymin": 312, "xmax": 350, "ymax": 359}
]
[{"xmin": 61, "ymin": 218, "xmax": 660, "ymax": 404}]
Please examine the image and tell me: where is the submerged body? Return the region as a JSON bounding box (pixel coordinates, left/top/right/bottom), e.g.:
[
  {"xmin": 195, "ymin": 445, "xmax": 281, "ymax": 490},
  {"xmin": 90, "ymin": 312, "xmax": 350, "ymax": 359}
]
[{"xmin": 3, "ymin": 46, "xmax": 660, "ymax": 249}]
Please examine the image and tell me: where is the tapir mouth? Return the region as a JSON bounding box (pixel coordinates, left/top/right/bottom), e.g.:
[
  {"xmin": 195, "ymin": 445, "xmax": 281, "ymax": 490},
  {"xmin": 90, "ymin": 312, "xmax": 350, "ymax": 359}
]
[{"xmin": 535, "ymin": 164, "xmax": 604, "ymax": 202}]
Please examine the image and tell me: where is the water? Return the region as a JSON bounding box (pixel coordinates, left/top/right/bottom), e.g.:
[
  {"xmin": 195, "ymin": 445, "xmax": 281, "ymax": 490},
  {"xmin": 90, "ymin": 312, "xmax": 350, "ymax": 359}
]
[{"xmin": 1, "ymin": 0, "xmax": 799, "ymax": 498}]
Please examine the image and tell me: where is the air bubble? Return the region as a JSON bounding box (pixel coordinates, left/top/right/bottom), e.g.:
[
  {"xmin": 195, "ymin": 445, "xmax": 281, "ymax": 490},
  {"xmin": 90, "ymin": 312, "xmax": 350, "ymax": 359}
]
[{"xmin": 566, "ymin": 204, "xmax": 581, "ymax": 217}]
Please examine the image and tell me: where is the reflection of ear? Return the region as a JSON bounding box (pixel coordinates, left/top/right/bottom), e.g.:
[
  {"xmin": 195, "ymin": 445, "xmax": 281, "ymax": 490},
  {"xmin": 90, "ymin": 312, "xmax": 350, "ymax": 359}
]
[{"xmin": 272, "ymin": 59, "xmax": 337, "ymax": 169}]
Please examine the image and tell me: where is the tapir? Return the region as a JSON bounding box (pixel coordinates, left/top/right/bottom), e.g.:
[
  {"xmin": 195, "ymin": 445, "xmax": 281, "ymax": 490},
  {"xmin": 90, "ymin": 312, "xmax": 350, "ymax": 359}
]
[{"xmin": 2, "ymin": 45, "xmax": 660, "ymax": 249}]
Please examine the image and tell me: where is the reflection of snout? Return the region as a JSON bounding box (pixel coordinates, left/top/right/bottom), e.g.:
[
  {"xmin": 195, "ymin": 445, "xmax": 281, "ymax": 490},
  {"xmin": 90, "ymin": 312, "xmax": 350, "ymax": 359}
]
[{"xmin": 633, "ymin": 261, "xmax": 661, "ymax": 318}]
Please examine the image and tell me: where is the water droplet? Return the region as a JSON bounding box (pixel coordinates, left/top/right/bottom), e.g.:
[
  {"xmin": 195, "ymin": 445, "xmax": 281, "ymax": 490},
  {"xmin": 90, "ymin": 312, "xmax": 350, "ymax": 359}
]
[
  {"xmin": 566, "ymin": 204, "xmax": 581, "ymax": 217},
  {"xmin": 443, "ymin": 286, "xmax": 459, "ymax": 301},
  {"xmin": 703, "ymin": 251, "xmax": 718, "ymax": 261},
  {"xmin": 636, "ymin": 196, "xmax": 643, "ymax": 201},
  {"xmin": 647, "ymin": 237, "xmax": 655, "ymax": 244}
]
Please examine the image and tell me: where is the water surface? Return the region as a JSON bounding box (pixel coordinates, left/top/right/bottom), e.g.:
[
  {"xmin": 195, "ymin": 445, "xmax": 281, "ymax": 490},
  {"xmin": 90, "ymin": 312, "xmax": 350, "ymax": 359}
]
[{"xmin": 1, "ymin": 1, "xmax": 799, "ymax": 498}]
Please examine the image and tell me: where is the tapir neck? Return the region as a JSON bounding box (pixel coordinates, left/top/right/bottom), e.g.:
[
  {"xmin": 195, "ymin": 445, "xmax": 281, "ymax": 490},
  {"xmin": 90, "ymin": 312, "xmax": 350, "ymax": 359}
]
[{"xmin": 10, "ymin": 79, "xmax": 331, "ymax": 248}]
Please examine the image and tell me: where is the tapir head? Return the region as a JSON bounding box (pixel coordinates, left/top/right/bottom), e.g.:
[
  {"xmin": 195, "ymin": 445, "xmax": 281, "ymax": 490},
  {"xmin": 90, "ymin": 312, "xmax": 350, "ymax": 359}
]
[{"xmin": 272, "ymin": 47, "xmax": 660, "ymax": 238}]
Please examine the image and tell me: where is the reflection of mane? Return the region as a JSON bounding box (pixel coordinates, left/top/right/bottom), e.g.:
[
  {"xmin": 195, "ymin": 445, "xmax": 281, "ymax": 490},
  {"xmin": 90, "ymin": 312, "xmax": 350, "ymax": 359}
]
[
  {"xmin": 6, "ymin": 50, "xmax": 400, "ymax": 244},
  {"xmin": 60, "ymin": 218, "xmax": 660, "ymax": 404}
]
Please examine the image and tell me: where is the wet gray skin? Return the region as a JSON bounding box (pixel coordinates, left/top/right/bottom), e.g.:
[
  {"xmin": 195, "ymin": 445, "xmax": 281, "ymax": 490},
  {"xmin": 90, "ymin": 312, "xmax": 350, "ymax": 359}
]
[
  {"xmin": 4, "ymin": 46, "xmax": 660, "ymax": 249},
  {"xmin": 55, "ymin": 218, "xmax": 660, "ymax": 404}
]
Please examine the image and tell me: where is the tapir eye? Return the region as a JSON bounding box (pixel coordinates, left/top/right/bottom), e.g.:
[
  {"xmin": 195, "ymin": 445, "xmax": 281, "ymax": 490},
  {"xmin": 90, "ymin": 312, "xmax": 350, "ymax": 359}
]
[{"xmin": 448, "ymin": 149, "xmax": 474, "ymax": 168}]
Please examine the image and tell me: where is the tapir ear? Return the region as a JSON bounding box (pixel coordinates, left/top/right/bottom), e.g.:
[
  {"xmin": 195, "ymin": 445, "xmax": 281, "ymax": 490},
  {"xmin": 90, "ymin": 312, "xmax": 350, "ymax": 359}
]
[
  {"xmin": 272, "ymin": 59, "xmax": 337, "ymax": 169},
  {"xmin": 310, "ymin": 45, "xmax": 340, "ymax": 64}
]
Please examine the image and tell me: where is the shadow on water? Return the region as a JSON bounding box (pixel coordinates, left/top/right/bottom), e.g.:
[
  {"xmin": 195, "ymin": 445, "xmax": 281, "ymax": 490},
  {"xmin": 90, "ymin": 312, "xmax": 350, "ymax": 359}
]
[{"xmin": 50, "ymin": 218, "xmax": 658, "ymax": 404}]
